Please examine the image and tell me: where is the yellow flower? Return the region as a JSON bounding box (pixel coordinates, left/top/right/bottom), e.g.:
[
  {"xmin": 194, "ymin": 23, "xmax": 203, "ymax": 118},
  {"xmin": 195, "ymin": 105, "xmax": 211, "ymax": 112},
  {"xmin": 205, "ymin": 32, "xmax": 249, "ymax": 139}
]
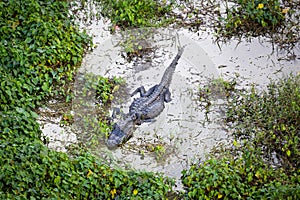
[
  {"xmin": 133, "ymin": 189, "xmax": 138, "ymax": 195},
  {"xmin": 110, "ymin": 189, "xmax": 117, "ymax": 198},
  {"xmin": 257, "ymin": 3, "xmax": 264, "ymax": 9},
  {"xmin": 86, "ymin": 169, "xmax": 93, "ymax": 178},
  {"xmin": 282, "ymin": 8, "xmax": 290, "ymax": 14},
  {"xmin": 218, "ymin": 193, "xmax": 223, "ymax": 199}
]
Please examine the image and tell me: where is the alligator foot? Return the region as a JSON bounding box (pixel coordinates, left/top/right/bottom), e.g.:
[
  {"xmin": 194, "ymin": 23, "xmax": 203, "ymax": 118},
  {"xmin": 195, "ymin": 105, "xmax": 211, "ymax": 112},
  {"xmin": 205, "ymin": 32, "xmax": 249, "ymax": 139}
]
[
  {"xmin": 143, "ymin": 119, "xmax": 157, "ymax": 123},
  {"xmin": 164, "ymin": 88, "xmax": 172, "ymax": 103},
  {"xmin": 135, "ymin": 118, "xmax": 156, "ymax": 125}
]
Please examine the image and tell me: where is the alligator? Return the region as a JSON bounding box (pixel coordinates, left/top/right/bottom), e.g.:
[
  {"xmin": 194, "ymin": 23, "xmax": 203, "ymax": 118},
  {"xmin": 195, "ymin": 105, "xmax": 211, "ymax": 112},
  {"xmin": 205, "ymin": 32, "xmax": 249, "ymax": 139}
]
[{"xmin": 106, "ymin": 47, "xmax": 185, "ymax": 148}]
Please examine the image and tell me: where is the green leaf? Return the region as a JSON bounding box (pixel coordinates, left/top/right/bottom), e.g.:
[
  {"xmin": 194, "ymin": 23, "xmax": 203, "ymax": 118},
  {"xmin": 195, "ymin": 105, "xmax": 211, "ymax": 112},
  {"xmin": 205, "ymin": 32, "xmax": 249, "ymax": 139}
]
[
  {"xmin": 42, "ymin": 82, "xmax": 48, "ymax": 91},
  {"xmin": 54, "ymin": 176, "xmax": 61, "ymax": 185},
  {"xmin": 286, "ymin": 150, "xmax": 291, "ymax": 157}
]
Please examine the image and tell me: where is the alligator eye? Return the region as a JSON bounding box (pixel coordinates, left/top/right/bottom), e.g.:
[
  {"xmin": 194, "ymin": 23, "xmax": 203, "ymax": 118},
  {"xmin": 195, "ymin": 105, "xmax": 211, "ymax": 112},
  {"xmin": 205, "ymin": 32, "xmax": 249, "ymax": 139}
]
[
  {"xmin": 131, "ymin": 114, "xmax": 137, "ymax": 120},
  {"xmin": 113, "ymin": 124, "xmax": 120, "ymax": 132}
]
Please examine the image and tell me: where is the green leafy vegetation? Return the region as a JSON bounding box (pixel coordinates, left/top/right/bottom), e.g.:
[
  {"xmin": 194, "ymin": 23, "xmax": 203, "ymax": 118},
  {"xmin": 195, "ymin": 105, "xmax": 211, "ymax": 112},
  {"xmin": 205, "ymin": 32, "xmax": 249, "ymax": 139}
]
[
  {"xmin": 95, "ymin": 76, "xmax": 124, "ymax": 105},
  {"xmin": 182, "ymin": 146, "xmax": 300, "ymax": 199},
  {"xmin": 214, "ymin": 0, "xmax": 300, "ymax": 53},
  {"xmin": 0, "ymin": 0, "xmax": 92, "ymax": 111},
  {"xmin": 2, "ymin": 0, "xmax": 299, "ymax": 199},
  {"xmin": 0, "ymin": 0, "xmax": 175, "ymax": 198},
  {"xmin": 222, "ymin": 0, "xmax": 284, "ymax": 36},
  {"xmin": 197, "ymin": 77, "xmax": 237, "ymax": 119},
  {"xmin": 76, "ymin": 0, "xmax": 299, "ymax": 58},
  {"xmin": 118, "ymin": 28, "xmax": 158, "ymax": 61},
  {"xmin": 98, "ymin": 0, "xmax": 174, "ymax": 30},
  {"xmin": 71, "ymin": 73, "xmax": 125, "ymax": 148},
  {"xmin": 0, "ymin": 141, "xmax": 174, "ymax": 199},
  {"xmin": 93, "ymin": 0, "xmax": 176, "ymax": 58},
  {"xmin": 185, "ymin": 75, "xmax": 300, "ymax": 199},
  {"xmin": 226, "ymin": 75, "xmax": 300, "ymax": 171}
]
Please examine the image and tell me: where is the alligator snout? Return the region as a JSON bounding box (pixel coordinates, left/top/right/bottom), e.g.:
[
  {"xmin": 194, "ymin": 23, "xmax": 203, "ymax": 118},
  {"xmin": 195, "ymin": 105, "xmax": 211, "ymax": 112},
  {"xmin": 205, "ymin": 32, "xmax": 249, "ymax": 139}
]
[{"xmin": 106, "ymin": 123, "xmax": 133, "ymax": 148}]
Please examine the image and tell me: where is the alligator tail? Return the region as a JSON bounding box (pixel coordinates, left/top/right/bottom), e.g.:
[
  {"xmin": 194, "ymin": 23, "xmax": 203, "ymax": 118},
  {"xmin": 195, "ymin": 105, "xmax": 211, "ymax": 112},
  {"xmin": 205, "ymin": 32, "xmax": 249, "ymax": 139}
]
[
  {"xmin": 160, "ymin": 46, "xmax": 185, "ymax": 87},
  {"xmin": 169, "ymin": 47, "xmax": 185, "ymax": 70}
]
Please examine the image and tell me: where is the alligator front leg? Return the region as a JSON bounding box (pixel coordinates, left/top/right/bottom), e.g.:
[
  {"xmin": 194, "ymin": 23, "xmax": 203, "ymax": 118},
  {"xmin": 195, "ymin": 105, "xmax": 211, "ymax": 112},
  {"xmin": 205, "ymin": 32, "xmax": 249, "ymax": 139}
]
[
  {"xmin": 111, "ymin": 107, "xmax": 121, "ymax": 119},
  {"xmin": 112, "ymin": 107, "xmax": 129, "ymax": 119},
  {"xmin": 131, "ymin": 85, "xmax": 158, "ymax": 97},
  {"xmin": 134, "ymin": 113, "xmax": 142, "ymax": 125}
]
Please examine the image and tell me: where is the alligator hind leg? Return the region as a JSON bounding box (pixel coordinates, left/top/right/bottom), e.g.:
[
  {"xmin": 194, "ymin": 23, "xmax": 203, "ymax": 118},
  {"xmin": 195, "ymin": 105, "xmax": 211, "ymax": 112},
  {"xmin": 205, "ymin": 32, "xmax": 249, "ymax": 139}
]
[
  {"xmin": 131, "ymin": 85, "xmax": 158, "ymax": 97},
  {"xmin": 164, "ymin": 88, "xmax": 172, "ymax": 103},
  {"xmin": 131, "ymin": 86, "xmax": 146, "ymax": 97}
]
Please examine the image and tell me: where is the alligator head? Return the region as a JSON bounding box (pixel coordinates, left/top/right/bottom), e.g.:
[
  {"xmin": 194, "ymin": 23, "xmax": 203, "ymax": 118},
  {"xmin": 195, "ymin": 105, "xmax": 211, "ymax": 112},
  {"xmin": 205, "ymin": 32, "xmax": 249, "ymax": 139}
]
[{"xmin": 106, "ymin": 115, "xmax": 136, "ymax": 148}]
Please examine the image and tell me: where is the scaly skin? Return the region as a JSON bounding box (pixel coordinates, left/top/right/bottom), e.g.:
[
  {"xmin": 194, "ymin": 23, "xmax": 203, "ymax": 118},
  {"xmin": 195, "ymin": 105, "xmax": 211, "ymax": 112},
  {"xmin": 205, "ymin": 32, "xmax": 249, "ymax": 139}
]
[
  {"xmin": 106, "ymin": 47, "xmax": 184, "ymax": 148},
  {"xmin": 129, "ymin": 47, "xmax": 184, "ymax": 120},
  {"xmin": 106, "ymin": 114, "xmax": 136, "ymax": 147}
]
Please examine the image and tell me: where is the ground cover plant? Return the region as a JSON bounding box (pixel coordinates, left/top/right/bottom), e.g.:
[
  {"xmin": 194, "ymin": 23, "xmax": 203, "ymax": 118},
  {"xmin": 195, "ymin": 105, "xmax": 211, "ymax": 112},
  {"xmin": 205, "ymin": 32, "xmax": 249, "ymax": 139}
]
[
  {"xmin": 215, "ymin": 0, "xmax": 300, "ymax": 54},
  {"xmin": 83, "ymin": 0, "xmax": 176, "ymax": 58},
  {"xmin": 70, "ymin": 73, "xmax": 126, "ymax": 149},
  {"xmin": 197, "ymin": 77, "xmax": 237, "ymax": 121},
  {"xmin": 182, "ymin": 75, "xmax": 300, "ymax": 199},
  {"xmin": 0, "ymin": 0, "xmax": 90, "ymax": 111},
  {"xmin": 182, "ymin": 145, "xmax": 300, "ymax": 199},
  {"xmin": 100, "ymin": 0, "xmax": 174, "ymax": 30},
  {"xmin": 0, "ymin": 0, "xmax": 175, "ymax": 198},
  {"xmin": 221, "ymin": 0, "xmax": 285, "ymax": 36},
  {"xmin": 226, "ymin": 75, "xmax": 300, "ymax": 172},
  {"xmin": 76, "ymin": 0, "xmax": 300, "ymax": 58},
  {"xmin": 168, "ymin": 0, "xmax": 300, "ymax": 56},
  {"xmin": 2, "ymin": 0, "xmax": 299, "ymax": 199}
]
